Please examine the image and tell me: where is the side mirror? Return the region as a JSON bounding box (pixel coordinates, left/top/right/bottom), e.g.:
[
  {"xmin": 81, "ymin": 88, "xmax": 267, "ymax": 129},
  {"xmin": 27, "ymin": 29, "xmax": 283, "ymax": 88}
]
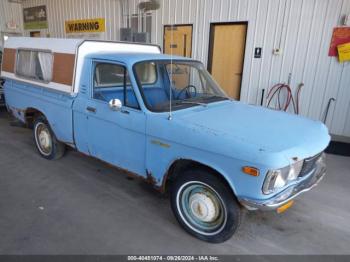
[{"xmin": 109, "ymin": 99, "xmax": 122, "ymax": 111}]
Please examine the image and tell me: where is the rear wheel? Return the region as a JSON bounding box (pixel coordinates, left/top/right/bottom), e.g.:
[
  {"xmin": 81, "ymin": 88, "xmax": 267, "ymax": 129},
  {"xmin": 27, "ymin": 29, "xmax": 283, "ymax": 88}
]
[
  {"xmin": 33, "ymin": 116, "xmax": 65, "ymax": 160},
  {"xmin": 170, "ymin": 169, "xmax": 241, "ymax": 243}
]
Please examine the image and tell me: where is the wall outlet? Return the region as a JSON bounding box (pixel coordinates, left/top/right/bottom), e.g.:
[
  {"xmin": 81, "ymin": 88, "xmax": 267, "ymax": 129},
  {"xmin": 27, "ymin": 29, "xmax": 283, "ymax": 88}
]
[{"xmin": 273, "ymin": 48, "xmax": 283, "ymax": 56}]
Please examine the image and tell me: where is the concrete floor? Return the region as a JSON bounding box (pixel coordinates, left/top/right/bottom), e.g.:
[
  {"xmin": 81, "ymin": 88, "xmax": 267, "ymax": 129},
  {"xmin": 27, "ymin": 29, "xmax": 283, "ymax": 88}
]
[{"xmin": 0, "ymin": 108, "xmax": 349, "ymax": 255}]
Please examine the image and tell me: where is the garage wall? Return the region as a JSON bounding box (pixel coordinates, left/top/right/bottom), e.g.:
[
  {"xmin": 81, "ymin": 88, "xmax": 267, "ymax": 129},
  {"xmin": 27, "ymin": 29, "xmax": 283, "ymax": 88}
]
[
  {"xmin": 21, "ymin": 0, "xmax": 123, "ymax": 40},
  {"xmin": 4, "ymin": 0, "xmax": 350, "ymax": 138},
  {"xmin": 123, "ymin": 0, "xmax": 350, "ymax": 138},
  {"xmin": 0, "ymin": 1, "xmax": 23, "ymax": 47}
]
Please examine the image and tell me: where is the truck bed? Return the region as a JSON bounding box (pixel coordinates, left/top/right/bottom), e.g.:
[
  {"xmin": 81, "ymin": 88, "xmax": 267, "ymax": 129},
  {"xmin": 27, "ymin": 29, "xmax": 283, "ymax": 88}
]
[{"xmin": 4, "ymin": 79, "xmax": 75, "ymax": 145}]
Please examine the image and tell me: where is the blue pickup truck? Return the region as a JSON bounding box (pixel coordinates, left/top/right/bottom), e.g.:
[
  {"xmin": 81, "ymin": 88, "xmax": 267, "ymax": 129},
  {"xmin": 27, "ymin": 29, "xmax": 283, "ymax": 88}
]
[{"xmin": 1, "ymin": 38, "xmax": 330, "ymax": 243}]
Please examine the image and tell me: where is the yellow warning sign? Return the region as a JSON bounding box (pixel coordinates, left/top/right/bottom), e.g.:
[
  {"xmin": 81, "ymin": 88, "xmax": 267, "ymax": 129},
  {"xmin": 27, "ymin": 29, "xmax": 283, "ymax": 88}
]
[
  {"xmin": 338, "ymin": 42, "xmax": 350, "ymax": 63},
  {"xmin": 65, "ymin": 18, "xmax": 105, "ymax": 34}
]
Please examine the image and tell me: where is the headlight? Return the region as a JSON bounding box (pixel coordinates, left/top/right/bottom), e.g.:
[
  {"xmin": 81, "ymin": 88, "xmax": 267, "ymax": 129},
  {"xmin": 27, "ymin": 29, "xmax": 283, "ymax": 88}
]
[{"xmin": 263, "ymin": 160, "xmax": 304, "ymax": 194}]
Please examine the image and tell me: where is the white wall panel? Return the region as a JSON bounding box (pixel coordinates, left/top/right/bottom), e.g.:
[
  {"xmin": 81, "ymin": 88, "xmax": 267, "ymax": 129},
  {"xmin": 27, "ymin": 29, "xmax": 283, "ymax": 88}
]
[
  {"xmin": 0, "ymin": 0, "xmax": 23, "ymax": 47},
  {"xmin": 124, "ymin": 0, "xmax": 350, "ymax": 138},
  {"xmin": 21, "ymin": 0, "xmax": 122, "ymax": 40},
  {"xmin": 2, "ymin": 0, "xmax": 350, "ymax": 138}
]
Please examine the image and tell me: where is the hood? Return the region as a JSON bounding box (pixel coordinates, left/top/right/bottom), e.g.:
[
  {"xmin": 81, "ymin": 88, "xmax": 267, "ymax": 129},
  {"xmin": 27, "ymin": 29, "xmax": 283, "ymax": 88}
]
[{"xmin": 175, "ymin": 101, "xmax": 330, "ymax": 165}]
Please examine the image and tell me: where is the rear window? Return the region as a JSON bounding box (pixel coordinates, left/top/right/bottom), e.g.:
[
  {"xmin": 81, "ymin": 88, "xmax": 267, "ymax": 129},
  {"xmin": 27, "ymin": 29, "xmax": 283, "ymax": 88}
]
[
  {"xmin": 16, "ymin": 49, "xmax": 53, "ymax": 83},
  {"xmin": 134, "ymin": 62, "xmax": 157, "ymax": 84},
  {"xmin": 95, "ymin": 63, "xmax": 130, "ymax": 87}
]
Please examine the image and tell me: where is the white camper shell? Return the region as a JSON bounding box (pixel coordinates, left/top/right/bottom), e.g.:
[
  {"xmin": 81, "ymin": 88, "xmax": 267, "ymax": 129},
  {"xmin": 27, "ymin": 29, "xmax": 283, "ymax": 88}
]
[{"xmin": 1, "ymin": 37, "xmax": 161, "ymax": 94}]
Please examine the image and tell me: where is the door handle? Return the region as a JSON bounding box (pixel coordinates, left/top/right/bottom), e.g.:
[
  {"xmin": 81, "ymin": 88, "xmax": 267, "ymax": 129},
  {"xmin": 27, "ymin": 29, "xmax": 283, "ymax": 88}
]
[
  {"xmin": 86, "ymin": 106, "xmax": 96, "ymax": 113},
  {"xmin": 121, "ymin": 109, "xmax": 130, "ymax": 115}
]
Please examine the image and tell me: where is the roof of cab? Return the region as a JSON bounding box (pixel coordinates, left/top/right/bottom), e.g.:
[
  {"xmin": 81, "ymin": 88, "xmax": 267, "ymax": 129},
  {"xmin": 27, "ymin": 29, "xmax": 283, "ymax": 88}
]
[{"xmin": 85, "ymin": 52, "xmax": 196, "ymax": 65}]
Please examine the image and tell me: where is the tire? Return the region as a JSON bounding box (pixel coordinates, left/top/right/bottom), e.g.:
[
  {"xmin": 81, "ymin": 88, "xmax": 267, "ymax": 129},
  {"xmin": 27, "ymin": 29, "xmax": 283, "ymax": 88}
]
[
  {"xmin": 33, "ymin": 116, "xmax": 65, "ymax": 160},
  {"xmin": 170, "ymin": 169, "xmax": 241, "ymax": 243}
]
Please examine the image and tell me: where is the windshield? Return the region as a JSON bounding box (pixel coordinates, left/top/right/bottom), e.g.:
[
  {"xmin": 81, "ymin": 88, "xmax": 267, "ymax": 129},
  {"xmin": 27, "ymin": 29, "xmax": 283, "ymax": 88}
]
[{"xmin": 134, "ymin": 60, "xmax": 228, "ymax": 112}]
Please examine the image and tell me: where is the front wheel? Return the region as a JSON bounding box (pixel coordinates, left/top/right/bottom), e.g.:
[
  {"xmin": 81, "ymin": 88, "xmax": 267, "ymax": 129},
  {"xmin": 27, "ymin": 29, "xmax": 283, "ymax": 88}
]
[
  {"xmin": 170, "ymin": 169, "xmax": 241, "ymax": 243},
  {"xmin": 33, "ymin": 116, "xmax": 65, "ymax": 160}
]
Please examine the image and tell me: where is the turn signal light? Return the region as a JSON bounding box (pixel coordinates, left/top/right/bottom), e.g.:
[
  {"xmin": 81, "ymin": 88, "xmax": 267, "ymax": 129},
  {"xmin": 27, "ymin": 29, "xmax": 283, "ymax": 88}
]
[{"xmin": 242, "ymin": 166, "xmax": 260, "ymax": 177}]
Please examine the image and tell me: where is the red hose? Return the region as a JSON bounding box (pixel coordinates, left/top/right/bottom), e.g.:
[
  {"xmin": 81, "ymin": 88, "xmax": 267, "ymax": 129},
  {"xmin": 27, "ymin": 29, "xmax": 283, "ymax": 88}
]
[{"xmin": 266, "ymin": 83, "xmax": 303, "ymax": 114}]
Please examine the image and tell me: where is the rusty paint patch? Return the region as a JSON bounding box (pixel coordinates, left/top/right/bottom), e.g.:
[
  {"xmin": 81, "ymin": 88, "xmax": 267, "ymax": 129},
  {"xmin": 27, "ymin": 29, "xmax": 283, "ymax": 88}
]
[
  {"xmin": 146, "ymin": 170, "xmax": 157, "ymax": 186},
  {"xmin": 76, "ymin": 151, "xmax": 164, "ymax": 192}
]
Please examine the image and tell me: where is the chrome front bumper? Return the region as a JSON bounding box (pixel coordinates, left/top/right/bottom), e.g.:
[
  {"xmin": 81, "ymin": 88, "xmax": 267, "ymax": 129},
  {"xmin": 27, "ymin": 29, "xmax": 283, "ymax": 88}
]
[{"xmin": 239, "ymin": 158, "xmax": 326, "ymax": 211}]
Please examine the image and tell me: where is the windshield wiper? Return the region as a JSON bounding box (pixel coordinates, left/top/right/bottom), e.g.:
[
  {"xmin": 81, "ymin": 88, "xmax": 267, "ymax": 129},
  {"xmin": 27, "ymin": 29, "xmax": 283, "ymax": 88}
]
[
  {"xmin": 174, "ymin": 101, "xmax": 208, "ymax": 107},
  {"xmin": 201, "ymin": 95, "xmax": 229, "ymax": 100}
]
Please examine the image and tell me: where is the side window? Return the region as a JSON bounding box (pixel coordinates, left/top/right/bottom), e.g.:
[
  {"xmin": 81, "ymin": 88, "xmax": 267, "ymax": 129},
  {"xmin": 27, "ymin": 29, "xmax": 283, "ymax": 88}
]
[
  {"xmin": 93, "ymin": 63, "xmax": 139, "ymax": 109},
  {"xmin": 16, "ymin": 49, "xmax": 53, "ymax": 82}
]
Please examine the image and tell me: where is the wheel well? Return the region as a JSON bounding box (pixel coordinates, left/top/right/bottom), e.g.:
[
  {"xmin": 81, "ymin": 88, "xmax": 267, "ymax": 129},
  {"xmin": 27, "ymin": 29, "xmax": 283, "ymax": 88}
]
[
  {"xmin": 163, "ymin": 159, "xmax": 236, "ymax": 198},
  {"xmin": 24, "ymin": 108, "xmax": 44, "ymax": 128}
]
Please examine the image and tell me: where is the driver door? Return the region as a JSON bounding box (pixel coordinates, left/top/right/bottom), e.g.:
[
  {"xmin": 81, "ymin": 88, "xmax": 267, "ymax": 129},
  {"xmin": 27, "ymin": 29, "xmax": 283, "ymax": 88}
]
[{"xmin": 85, "ymin": 61, "xmax": 146, "ymax": 176}]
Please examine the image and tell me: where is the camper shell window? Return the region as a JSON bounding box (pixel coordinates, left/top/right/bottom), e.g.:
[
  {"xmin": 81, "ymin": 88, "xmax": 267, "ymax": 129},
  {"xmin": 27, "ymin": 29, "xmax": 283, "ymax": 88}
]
[{"xmin": 16, "ymin": 49, "xmax": 53, "ymax": 83}]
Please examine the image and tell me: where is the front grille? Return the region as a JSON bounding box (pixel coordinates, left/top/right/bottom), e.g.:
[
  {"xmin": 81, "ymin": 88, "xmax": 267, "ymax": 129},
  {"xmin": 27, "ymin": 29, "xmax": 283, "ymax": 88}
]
[{"xmin": 299, "ymin": 153, "xmax": 322, "ymax": 177}]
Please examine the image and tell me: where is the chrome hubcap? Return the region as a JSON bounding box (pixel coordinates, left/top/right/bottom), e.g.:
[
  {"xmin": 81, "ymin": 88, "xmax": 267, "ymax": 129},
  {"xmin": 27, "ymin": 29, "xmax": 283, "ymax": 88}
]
[
  {"xmin": 189, "ymin": 193, "xmax": 219, "ymax": 222},
  {"xmin": 39, "ymin": 131, "xmax": 50, "ymax": 149},
  {"xmin": 177, "ymin": 181, "xmax": 227, "ymax": 236},
  {"xmin": 35, "ymin": 123, "xmax": 52, "ymax": 156}
]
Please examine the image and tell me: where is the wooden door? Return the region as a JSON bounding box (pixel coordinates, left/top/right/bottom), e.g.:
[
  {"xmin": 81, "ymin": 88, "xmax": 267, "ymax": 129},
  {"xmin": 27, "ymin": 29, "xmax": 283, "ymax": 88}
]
[
  {"xmin": 164, "ymin": 25, "xmax": 193, "ymax": 88},
  {"xmin": 208, "ymin": 23, "xmax": 247, "ymax": 100},
  {"xmin": 164, "ymin": 25, "xmax": 192, "ymax": 58},
  {"xmin": 30, "ymin": 31, "xmax": 41, "ymax": 37}
]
